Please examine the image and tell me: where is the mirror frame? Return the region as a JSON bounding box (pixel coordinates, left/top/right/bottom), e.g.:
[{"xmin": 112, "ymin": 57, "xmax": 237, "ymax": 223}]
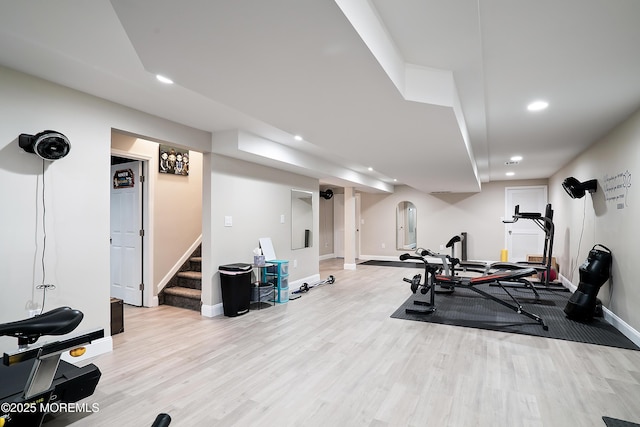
[
  {"xmin": 396, "ymin": 201, "xmax": 417, "ymax": 250},
  {"xmin": 291, "ymin": 189, "xmax": 313, "ymax": 250}
]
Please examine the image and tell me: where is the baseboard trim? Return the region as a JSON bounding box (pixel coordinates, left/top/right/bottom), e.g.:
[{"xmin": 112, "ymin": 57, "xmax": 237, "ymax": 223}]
[
  {"xmin": 319, "ymin": 253, "xmax": 335, "ymax": 261},
  {"xmin": 344, "ymin": 263, "xmax": 357, "ymax": 270},
  {"xmin": 288, "ymin": 274, "xmax": 321, "ymax": 292},
  {"xmin": 358, "ymin": 254, "xmax": 403, "ymax": 262},
  {"xmin": 603, "ymin": 307, "xmax": 640, "ymax": 348},
  {"xmin": 559, "ymin": 274, "xmax": 577, "ymax": 292},
  {"xmin": 201, "ymin": 303, "xmax": 223, "ymax": 318},
  {"xmin": 559, "ymin": 274, "xmax": 640, "ymax": 347}
]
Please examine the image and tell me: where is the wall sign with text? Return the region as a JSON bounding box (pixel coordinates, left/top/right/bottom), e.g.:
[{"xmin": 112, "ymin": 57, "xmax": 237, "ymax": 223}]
[
  {"xmin": 603, "ymin": 169, "xmax": 631, "ymax": 209},
  {"xmin": 113, "ymin": 169, "xmax": 134, "ymax": 189}
]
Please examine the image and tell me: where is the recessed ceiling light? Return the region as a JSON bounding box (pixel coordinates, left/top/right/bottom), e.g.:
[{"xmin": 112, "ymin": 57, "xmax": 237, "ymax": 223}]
[
  {"xmin": 527, "ymin": 100, "xmax": 548, "ymax": 112},
  {"xmin": 506, "ymin": 172, "xmax": 515, "ymax": 177},
  {"xmin": 368, "ymin": 167, "xmax": 373, "ymax": 171},
  {"xmin": 156, "ymin": 74, "xmax": 174, "ymax": 84},
  {"xmin": 294, "ymin": 135, "xmax": 303, "ymax": 141},
  {"xmin": 510, "ymin": 155, "xmax": 523, "ymax": 162}
]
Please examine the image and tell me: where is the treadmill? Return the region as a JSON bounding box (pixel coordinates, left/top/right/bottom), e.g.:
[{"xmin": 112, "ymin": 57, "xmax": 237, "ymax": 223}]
[{"xmin": 0, "ymin": 307, "xmax": 103, "ymax": 427}]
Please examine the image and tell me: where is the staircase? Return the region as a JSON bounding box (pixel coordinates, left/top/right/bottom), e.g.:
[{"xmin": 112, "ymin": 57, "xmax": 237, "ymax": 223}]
[{"xmin": 159, "ymin": 245, "xmax": 202, "ymax": 311}]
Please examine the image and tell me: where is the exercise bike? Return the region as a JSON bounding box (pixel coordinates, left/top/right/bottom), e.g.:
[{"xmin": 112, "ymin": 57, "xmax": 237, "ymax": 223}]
[{"xmin": 0, "ymin": 307, "xmax": 103, "ymax": 427}]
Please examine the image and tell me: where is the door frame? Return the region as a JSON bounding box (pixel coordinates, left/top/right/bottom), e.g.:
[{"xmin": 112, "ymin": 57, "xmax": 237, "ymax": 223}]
[
  {"xmin": 111, "ymin": 148, "xmax": 154, "ymax": 307},
  {"xmin": 355, "ymin": 192, "xmax": 361, "ymax": 259},
  {"xmin": 333, "ymin": 193, "xmax": 344, "ymax": 258}
]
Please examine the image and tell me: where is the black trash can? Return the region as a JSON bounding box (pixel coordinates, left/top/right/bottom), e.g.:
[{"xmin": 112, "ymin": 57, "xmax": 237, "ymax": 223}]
[{"xmin": 219, "ymin": 263, "xmax": 253, "ymax": 317}]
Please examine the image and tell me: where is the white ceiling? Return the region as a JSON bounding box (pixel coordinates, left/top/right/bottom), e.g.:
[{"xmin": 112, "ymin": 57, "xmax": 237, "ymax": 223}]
[{"xmin": 1, "ymin": 0, "xmax": 639, "ymax": 193}]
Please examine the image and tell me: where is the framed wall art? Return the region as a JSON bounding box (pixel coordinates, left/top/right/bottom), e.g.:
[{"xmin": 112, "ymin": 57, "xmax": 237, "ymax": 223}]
[{"xmin": 159, "ymin": 144, "xmax": 189, "ymax": 176}]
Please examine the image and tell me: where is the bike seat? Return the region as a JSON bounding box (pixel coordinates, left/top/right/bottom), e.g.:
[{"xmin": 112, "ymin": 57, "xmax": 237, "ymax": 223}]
[{"xmin": 0, "ymin": 307, "xmax": 84, "ymax": 345}]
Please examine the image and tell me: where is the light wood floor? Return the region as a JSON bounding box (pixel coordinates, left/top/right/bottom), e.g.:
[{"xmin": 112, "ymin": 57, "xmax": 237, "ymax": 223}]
[{"xmin": 48, "ymin": 259, "xmax": 640, "ymax": 426}]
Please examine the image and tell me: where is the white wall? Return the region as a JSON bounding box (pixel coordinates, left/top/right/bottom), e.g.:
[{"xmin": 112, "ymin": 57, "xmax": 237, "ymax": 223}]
[
  {"xmin": 0, "ymin": 66, "xmax": 210, "ymax": 353},
  {"xmin": 201, "ymin": 154, "xmax": 320, "ymax": 314},
  {"xmin": 359, "ymin": 180, "xmax": 548, "ymax": 261},
  {"xmin": 550, "ymin": 107, "xmax": 640, "ymax": 332}
]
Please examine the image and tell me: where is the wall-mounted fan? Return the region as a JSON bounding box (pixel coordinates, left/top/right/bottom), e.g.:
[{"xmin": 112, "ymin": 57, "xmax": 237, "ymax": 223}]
[
  {"xmin": 19, "ymin": 130, "xmax": 71, "ymax": 161},
  {"xmin": 562, "ymin": 177, "xmax": 597, "ymax": 199},
  {"xmin": 320, "ymin": 189, "xmax": 334, "ymax": 200}
]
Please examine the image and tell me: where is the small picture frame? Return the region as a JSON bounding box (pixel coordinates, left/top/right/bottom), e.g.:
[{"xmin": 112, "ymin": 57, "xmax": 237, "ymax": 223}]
[
  {"xmin": 159, "ymin": 144, "xmax": 189, "ymax": 176},
  {"xmin": 113, "ymin": 168, "xmax": 135, "ymax": 189}
]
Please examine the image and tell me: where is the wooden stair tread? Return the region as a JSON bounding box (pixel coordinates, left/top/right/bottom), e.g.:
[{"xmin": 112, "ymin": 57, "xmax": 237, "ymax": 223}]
[
  {"xmin": 190, "ymin": 256, "xmax": 202, "ymax": 263},
  {"xmin": 163, "ymin": 286, "xmax": 201, "ymax": 299}
]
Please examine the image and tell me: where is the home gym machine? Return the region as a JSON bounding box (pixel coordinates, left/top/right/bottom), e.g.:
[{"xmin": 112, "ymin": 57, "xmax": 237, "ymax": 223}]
[
  {"xmin": 564, "ymin": 244, "xmax": 612, "ymax": 321},
  {"xmin": 443, "ymin": 233, "xmax": 490, "ymax": 275},
  {"xmin": 500, "ymin": 204, "xmax": 565, "ymax": 290},
  {"xmin": 401, "ymin": 248, "xmax": 548, "ymax": 330},
  {"xmin": 0, "ymin": 307, "xmax": 103, "ymax": 427}
]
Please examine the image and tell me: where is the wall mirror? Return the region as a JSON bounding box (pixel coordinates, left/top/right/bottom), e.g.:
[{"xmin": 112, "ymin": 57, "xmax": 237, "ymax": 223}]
[
  {"xmin": 291, "ymin": 189, "xmax": 313, "ymax": 249},
  {"xmin": 396, "ymin": 201, "xmax": 417, "ymax": 250}
]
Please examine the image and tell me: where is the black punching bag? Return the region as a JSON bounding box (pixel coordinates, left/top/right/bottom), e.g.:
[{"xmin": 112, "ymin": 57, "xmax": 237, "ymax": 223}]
[{"xmin": 564, "ymin": 244, "xmax": 612, "ymax": 321}]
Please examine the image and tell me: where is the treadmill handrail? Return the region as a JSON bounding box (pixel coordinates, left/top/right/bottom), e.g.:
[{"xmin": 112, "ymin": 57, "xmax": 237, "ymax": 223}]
[{"xmin": 3, "ymin": 329, "xmax": 105, "ymax": 366}]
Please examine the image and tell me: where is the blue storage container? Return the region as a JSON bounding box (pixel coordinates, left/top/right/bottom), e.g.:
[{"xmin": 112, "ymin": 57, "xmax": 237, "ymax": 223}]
[
  {"xmin": 276, "ymin": 286, "xmax": 289, "ymax": 303},
  {"xmin": 266, "ymin": 260, "xmax": 289, "ymax": 275},
  {"xmin": 266, "ymin": 275, "xmax": 288, "ymax": 290}
]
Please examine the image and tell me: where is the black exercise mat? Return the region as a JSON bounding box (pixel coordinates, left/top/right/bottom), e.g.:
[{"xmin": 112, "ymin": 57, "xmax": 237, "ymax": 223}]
[
  {"xmin": 603, "ymin": 416, "xmax": 640, "ymax": 427},
  {"xmin": 360, "ymin": 260, "xmax": 423, "ymax": 268},
  {"xmin": 391, "ymin": 285, "xmax": 639, "ymax": 350}
]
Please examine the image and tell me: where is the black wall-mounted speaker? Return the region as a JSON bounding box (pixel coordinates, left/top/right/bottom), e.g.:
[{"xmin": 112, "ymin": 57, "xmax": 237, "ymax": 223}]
[{"xmin": 19, "ymin": 130, "xmax": 71, "ymax": 161}]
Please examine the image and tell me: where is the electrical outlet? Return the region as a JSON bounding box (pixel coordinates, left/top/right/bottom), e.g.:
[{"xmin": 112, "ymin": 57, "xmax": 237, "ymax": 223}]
[
  {"xmin": 293, "ymin": 259, "xmax": 297, "ymax": 268},
  {"xmin": 381, "ymin": 243, "xmax": 386, "ymax": 249},
  {"xmin": 439, "ymin": 244, "xmax": 444, "ymax": 250},
  {"xmin": 28, "ymin": 309, "xmax": 40, "ymax": 318}
]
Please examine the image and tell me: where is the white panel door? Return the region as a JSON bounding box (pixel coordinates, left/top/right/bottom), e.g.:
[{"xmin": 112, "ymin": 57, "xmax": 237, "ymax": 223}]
[
  {"xmin": 110, "ymin": 161, "xmax": 143, "ymax": 306},
  {"xmin": 505, "ymin": 186, "xmax": 548, "ymax": 262}
]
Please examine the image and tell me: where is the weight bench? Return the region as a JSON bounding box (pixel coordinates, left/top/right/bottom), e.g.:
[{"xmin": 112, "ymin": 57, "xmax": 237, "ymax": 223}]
[{"xmin": 402, "ymin": 250, "xmax": 548, "ymax": 330}]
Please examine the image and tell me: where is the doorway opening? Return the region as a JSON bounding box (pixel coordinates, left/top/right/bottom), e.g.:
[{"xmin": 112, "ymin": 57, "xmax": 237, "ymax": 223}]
[{"xmin": 110, "ymin": 154, "xmax": 150, "ymax": 307}]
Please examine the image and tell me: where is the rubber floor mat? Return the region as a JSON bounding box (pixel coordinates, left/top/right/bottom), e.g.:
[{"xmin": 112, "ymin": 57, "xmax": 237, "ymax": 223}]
[{"xmin": 391, "ymin": 285, "xmax": 639, "ymax": 350}]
